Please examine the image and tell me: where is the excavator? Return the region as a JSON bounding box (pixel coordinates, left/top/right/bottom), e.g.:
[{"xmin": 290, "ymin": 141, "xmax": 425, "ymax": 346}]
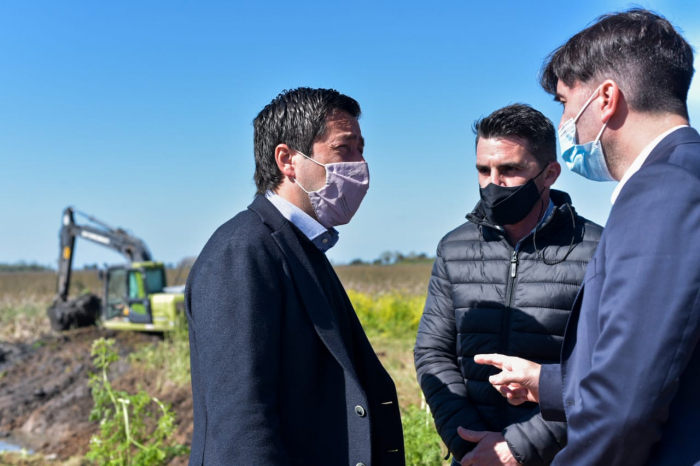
[{"xmin": 47, "ymin": 207, "xmax": 185, "ymax": 332}]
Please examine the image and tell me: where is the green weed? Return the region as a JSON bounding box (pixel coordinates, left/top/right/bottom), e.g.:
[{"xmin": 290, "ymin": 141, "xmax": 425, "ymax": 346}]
[
  {"xmin": 87, "ymin": 338, "xmax": 189, "ymax": 465},
  {"xmin": 402, "ymin": 403, "xmax": 449, "ymax": 465},
  {"xmin": 129, "ymin": 314, "xmax": 191, "ymax": 389}
]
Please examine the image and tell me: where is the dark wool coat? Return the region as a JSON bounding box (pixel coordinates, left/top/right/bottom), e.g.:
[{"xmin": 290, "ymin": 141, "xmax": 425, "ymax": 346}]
[
  {"xmin": 186, "ymin": 195, "xmax": 404, "ymax": 466},
  {"xmin": 415, "ymin": 190, "xmax": 603, "ymax": 465}
]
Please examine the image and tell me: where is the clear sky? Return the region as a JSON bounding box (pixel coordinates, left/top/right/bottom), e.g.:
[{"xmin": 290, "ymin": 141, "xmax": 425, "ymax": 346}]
[{"xmin": 2, "ymin": 0, "xmax": 699, "ymax": 269}]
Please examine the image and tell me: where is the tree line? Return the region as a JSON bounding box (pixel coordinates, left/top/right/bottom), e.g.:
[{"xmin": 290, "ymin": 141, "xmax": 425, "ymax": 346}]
[{"xmin": 348, "ymin": 251, "xmax": 434, "ymax": 266}]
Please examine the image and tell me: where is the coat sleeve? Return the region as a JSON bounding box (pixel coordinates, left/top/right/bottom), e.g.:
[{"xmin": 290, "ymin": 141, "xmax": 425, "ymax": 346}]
[
  {"xmin": 414, "ymin": 238, "xmax": 489, "ymax": 461},
  {"xmin": 503, "ymin": 411, "xmax": 566, "ymax": 465},
  {"xmin": 553, "ymin": 163, "xmax": 700, "ymax": 465},
  {"xmin": 538, "ymin": 363, "xmax": 566, "ymax": 422},
  {"xmin": 187, "ymin": 235, "xmax": 291, "ymax": 464}
]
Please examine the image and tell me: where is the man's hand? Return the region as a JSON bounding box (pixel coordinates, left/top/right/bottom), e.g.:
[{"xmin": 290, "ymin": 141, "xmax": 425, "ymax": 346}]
[
  {"xmin": 458, "ymin": 428, "xmax": 519, "ymax": 466},
  {"xmin": 474, "ymin": 354, "xmax": 541, "ymax": 405}
]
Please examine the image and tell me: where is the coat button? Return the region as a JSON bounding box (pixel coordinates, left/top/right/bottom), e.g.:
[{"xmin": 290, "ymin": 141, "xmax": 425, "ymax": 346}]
[
  {"xmin": 356, "ymin": 463, "xmax": 366, "ymax": 466},
  {"xmin": 355, "ymin": 405, "xmax": 366, "ymax": 417}
]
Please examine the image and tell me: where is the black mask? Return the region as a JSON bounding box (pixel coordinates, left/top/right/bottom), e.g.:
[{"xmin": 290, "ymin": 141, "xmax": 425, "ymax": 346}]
[{"xmin": 479, "ymin": 165, "xmax": 548, "ymax": 226}]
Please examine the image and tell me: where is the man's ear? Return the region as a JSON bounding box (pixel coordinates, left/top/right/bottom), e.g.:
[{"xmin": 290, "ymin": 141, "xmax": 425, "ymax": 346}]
[
  {"xmin": 275, "ymin": 144, "xmax": 295, "ymax": 178},
  {"xmin": 543, "ymin": 161, "xmax": 561, "ymax": 188},
  {"xmin": 599, "ymin": 79, "xmax": 620, "ymax": 124}
]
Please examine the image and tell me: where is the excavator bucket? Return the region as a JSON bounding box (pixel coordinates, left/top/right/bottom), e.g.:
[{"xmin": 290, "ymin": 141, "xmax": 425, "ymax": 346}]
[{"xmin": 47, "ymin": 294, "xmax": 101, "ymax": 331}]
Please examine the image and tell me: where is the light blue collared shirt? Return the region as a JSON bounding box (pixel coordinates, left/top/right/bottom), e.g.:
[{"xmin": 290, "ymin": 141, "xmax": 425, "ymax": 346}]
[{"xmin": 265, "ymin": 191, "xmax": 339, "ymax": 253}]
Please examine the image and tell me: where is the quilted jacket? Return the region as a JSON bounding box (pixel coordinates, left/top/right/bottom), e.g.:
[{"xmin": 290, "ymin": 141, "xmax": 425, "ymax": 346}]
[{"xmin": 414, "ymin": 190, "xmax": 603, "ymax": 465}]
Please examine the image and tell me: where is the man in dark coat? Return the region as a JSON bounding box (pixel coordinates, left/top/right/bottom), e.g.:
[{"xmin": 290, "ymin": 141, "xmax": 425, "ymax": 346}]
[
  {"xmin": 414, "ymin": 104, "xmax": 602, "ymax": 465},
  {"xmin": 477, "ymin": 9, "xmax": 700, "ymax": 466},
  {"xmin": 186, "ymin": 87, "xmax": 404, "ymax": 466}
]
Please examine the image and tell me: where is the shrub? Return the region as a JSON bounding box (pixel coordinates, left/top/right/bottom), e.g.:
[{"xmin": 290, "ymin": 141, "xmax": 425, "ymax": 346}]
[{"xmin": 347, "ymin": 290, "xmax": 425, "ymax": 338}]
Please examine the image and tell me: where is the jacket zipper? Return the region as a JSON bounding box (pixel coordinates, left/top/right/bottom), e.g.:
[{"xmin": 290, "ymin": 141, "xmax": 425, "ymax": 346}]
[
  {"xmin": 501, "ymin": 250, "xmax": 519, "ymax": 353},
  {"xmin": 498, "ymin": 249, "xmax": 519, "ymax": 424}
]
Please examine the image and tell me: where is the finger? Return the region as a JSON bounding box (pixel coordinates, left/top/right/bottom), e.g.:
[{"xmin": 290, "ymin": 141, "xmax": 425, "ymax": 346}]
[
  {"xmin": 489, "ymin": 370, "xmax": 524, "ymax": 386},
  {"xmin": 457, "ymin": 427, "xmax": 487, "ymax": 442},
  {"xmin": 492, "ymin": 384, "xmax": 507, "ymax": 397},
  {"xmin": 500, "ymin": 385, "xmax": 527, "ymax": 398},
  {"xmin": 505, "ymin": 395, "xmax": 528, "ymax": 406},
  {"xmin": 461, "ymin": 451, "xmax": 475, "ymax": 466},
  {"xmin": 473, "ymin": 353, "xmax": 507, "ymax": 369}
]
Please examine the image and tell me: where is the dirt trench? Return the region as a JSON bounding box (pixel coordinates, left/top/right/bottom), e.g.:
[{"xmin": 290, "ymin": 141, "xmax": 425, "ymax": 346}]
[{"xmin": 0, "ymin": 327, "xmax": 193, "ymax": 463}]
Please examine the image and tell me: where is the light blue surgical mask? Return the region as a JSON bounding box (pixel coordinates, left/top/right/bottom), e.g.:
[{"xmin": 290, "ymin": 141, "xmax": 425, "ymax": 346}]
[{"xmin": 558, "ymin": 85, "xmax": 615, "ymax": 182}]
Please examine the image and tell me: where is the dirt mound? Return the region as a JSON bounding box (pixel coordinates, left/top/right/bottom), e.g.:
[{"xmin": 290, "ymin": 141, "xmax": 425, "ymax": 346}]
[{"xmin": 0, "ymin": 327, "xmax": 193, "ymax": 462}]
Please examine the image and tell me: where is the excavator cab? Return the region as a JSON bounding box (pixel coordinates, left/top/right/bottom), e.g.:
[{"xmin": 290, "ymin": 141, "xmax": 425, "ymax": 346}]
[{"xmin": 102, "ymin": 262, "xmax": 169, "ymax": 327}]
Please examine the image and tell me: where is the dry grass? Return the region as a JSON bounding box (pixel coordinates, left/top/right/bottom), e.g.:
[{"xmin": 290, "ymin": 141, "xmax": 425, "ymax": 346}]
[
  {"xmin": 0, "ymin": 269, "xmax": 188, "ymax": 301},
  {"xmin": 0, "ymin": 294, "xmax": 52, "ymax": 343},
  {"xmin": 0, "ymin": 269, "xmax": 188, "ymax": 343},
  {"xmin": 334, "ymin": 264, "xmax": 433, "ymax": 295},
  {"xmin": 370, "ymin": 336, "xmax": 423, "ymax": 408}
]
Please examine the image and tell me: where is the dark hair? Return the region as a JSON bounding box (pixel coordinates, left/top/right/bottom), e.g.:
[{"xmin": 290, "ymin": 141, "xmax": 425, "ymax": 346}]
[
  {"xmin": 253, "ymin": 87, "xmax": 361, "ymax": 195},
  {"xmin": 473, "ymin": 103, "xmax": 557, "ymax": 167},
  {"xmin": 540, "ymin": 8, "xmax": 694, "ymax": 119}
]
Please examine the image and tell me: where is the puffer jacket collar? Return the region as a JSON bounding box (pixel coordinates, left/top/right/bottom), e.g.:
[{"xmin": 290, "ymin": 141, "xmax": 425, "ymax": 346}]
[{"xmin": 466, "ymin": 189, "xmax": 577, "ymax": 239}]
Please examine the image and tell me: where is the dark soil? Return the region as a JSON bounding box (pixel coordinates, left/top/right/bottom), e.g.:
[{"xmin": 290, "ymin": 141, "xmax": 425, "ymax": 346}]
[{"xmin": 0, "ymin": 327, "xmax": 193, "ymax": 464}]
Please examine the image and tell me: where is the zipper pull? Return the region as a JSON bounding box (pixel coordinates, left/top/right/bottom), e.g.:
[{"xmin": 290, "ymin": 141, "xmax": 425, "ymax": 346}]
[{"xmin": 510, "ymin": 251, "xmax": 518, "ymax": 278}]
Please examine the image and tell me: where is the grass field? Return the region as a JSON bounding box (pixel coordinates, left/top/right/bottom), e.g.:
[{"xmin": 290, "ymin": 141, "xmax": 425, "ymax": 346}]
[{"xmin": 0, "ymin": 263, "xmax": 450, "ymax": 465}]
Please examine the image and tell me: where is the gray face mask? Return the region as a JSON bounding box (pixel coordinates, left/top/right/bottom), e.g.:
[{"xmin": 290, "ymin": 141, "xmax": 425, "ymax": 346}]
[{"xmin": 294, "ymin": 151, "xmax": 370, "ymax": 229}]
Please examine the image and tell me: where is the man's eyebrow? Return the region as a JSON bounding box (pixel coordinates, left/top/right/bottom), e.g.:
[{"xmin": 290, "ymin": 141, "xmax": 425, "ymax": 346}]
[
  {"xmin": 332, "ymin": 134, "xmax": 364, "ymax": 146},
  {"xmin": 476, "ymin": 162, "xmax": 528, "ymax": 171},
  {"xmin": 501, "ymin": 162, "xmax": 528, "ymax": 169}
]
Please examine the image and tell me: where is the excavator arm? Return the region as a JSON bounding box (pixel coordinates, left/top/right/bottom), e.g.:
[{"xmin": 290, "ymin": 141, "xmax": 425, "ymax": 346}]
[{"xmin": 56, "ymin": 207, "xmax": 152, "ymax": 301}]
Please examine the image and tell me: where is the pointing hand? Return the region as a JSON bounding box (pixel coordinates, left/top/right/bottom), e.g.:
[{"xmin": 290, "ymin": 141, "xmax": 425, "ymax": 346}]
[{"xmin": 474, "ymin": 354, "xmax": 541, "ymax": 405}]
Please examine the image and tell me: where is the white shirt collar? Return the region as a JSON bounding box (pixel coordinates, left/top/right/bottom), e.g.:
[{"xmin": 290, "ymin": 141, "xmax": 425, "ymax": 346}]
[
  {"xmin": 611, "ymin": 125, "xmax": 688, "ymax": 204},
  {"xmin": 264, "ymin": 191, "xmax": 338, "ymax": 252}
]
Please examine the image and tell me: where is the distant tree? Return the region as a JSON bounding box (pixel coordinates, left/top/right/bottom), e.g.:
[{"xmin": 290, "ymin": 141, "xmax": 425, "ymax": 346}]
[
  {"xmin": 379, "ymin": 251, "xmax": 395, "ymax": 265},
  {"xmin": 369, "ymin": 251, "xmax": 434, "ymax": 266},
  {"xmin": 349, "ymin": 258, "xmax": 366, "ymax": 266}
]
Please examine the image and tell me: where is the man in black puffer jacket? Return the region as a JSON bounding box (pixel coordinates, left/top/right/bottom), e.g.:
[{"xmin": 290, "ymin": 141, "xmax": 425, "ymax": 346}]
[{"xmin": 414, "ymin": 104, "xmax": 603, "ymax": 466}]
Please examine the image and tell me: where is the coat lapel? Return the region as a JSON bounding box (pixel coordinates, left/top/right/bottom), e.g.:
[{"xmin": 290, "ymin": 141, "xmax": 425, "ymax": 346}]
[{"xmin": 248, "ymin": 195, "xmax": 360, "ymax": 384}]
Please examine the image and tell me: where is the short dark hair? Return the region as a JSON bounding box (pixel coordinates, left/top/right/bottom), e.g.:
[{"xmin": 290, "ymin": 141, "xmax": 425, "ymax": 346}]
[
  {"xmin": 472, "ymin": 104, "xmax": 557, "ymax": 167},
  {"xmin": 253, "ymin": 87, "xmax": 361, "ymax": 195},
  {"xmin": 540, "ymin": 8, "xmax": 694, "ymax": 119}
]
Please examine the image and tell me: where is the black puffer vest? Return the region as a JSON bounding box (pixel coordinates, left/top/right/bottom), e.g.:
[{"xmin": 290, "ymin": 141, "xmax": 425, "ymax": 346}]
[{"xmin": 415, "ymin": 190, "xmax": 603, "ymax": 465}]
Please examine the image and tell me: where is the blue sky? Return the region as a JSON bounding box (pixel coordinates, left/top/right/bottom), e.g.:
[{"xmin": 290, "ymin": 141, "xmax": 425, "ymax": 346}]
[{"xmin": 2, "ymin": 0, "xmax": 699, "ymax": 269}]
